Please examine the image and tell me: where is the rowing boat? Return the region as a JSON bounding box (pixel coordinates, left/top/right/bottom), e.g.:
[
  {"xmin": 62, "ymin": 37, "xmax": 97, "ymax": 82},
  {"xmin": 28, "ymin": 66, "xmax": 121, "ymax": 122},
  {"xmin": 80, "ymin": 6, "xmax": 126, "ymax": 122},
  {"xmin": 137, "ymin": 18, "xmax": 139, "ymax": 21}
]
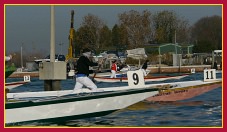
[
  {"xmin": 5, "ymin": 70, "xmax": 160, "ymax": 125},
  {"xmin": 7, "ymin": 69, "xmax": 222, "ymax": 102},
  {"xmin": 5, "ymin": 69, "xmax": 222, "ymax": 125},
  {"xmin": 93, "ymin": 73, "xmax": 189, "ymax": 83},
  {"xmin": 5, "ymin": 81, "xmax": 29, "ymax": 90},
  {"xmin": 146, "ymin": 79, "xmax": 222, "ymax": 101},
  {"xmin": 6, "ymin": 87, "xmax": 159, "ymax": 125},
  {"xmin": 7, "ymin": 78, "xmax": 222, "ymax": 101},
  {"xmin": 5, "ymin": 75, "xmax": 31, "ymax": 90}
]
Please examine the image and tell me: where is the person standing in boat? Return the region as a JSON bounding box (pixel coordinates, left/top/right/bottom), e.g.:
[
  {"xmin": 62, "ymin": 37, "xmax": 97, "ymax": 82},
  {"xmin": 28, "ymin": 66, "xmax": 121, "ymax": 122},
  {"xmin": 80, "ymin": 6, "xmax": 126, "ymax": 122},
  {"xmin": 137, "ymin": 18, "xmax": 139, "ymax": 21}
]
[
  {"xmin": 110, "ymin": 60, "xmax": 117, "ymax": 78},
  {"xmin": 73, "ymin": 48, "xmax": 100, "ymax": 93},
  {"xmin": 213, "ymin": 61, "xmax": 218, "ymax": 70},
  {"xmin": 141, "ymin": 60, "xmax": 149, "ymax": 76},
  {"xmin": 220, "ymin": 61, "xmax": 222, "ymax": 70}
]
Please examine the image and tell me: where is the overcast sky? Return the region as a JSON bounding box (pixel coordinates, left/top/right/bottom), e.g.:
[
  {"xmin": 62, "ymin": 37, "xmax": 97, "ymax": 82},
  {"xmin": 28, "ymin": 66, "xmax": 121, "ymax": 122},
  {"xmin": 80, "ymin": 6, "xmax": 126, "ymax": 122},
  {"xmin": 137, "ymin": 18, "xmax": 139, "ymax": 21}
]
[{"xmin": 5, "ymin": 5, "xmax": 222, "ymax": 56}]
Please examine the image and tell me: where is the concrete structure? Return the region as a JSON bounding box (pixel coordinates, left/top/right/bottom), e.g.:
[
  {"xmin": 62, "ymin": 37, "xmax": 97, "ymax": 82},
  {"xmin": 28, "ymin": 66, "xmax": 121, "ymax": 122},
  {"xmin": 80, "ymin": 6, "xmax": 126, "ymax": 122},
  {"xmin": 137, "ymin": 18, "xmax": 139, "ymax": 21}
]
[
  {"xmin": 39, "ymin": 62, "xmax": 66, "ymax": 80},
  {"xmin": 39, "ymin": 6, "xmax": 66, "ymax": 91}
]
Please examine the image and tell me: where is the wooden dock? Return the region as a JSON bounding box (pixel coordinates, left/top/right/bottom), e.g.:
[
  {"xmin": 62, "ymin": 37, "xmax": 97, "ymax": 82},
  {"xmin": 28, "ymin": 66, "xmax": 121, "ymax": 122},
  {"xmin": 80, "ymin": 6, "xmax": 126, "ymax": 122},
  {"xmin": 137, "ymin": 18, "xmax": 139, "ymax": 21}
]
[
  {"xmin": 8, "ymin": 71, "xmax": 39, "ymax": 78},
  {"xmin": 148, "ymin": 65, "xmax": 213, "ymax": 74}
]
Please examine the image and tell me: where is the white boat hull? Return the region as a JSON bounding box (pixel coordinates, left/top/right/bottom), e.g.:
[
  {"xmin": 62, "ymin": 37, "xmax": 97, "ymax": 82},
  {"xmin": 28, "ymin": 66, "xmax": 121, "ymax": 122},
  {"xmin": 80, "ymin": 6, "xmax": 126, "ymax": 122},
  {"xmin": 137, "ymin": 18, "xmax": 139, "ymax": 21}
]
[
  {"xmin": 6, "ymin": 88, "xmax": 158, "ymax": 124},
  {"xmin": 7, "ymin": 79, "xmax": 222, "ymax": 101}
]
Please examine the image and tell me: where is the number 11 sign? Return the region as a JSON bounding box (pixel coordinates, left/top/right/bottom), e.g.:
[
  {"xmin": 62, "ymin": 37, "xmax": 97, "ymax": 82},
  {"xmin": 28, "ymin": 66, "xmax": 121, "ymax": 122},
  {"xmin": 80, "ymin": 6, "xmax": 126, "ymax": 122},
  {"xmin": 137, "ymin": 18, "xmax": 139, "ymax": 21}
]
[{"xmin": 204, "ymin": 69, "xmax": 216, "ymax": 82}]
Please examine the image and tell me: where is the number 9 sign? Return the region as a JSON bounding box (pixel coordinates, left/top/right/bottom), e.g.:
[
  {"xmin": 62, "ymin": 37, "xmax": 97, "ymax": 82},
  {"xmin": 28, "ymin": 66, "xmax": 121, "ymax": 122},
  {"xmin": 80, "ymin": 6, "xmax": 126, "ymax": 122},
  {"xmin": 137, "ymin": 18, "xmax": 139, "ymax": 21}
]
[{"xmin": 127, "ymin": 70, "xmax": 145, "ymax": 88}]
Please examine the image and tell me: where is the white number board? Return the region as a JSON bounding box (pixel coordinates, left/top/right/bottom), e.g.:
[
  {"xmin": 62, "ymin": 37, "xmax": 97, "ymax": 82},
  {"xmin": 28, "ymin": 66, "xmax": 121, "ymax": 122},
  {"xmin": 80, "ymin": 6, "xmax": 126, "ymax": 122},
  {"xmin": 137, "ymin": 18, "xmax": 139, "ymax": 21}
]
[
  {"xmin": 127, "ymin": 70, "xmax": 145, "ymax": 88},
  {"xmin": 24, "ymin": 75, "xmax": 31, "ymax": 82},
  {"xmin": 204, "ymin": 69, "xmax": 216, "ymax": 82},
  {"xmin": 191, "ymin": 68, "xmax": 195, "ymax": 74}
]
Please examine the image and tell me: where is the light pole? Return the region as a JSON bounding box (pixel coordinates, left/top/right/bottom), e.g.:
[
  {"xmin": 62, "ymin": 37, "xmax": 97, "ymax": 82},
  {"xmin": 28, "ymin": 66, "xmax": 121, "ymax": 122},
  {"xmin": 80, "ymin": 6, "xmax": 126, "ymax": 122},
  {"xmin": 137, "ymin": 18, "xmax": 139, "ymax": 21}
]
[
  {"xmin": 174, "ymin": 29, "xmax": 178, "ymax": 67},
  {"xmin": 21, "ymin": 43, "xmax": 23, "ymax": 69},
  {"xmin": 179, "ymin": 48, "xmax": 182, "ymax": 73}
]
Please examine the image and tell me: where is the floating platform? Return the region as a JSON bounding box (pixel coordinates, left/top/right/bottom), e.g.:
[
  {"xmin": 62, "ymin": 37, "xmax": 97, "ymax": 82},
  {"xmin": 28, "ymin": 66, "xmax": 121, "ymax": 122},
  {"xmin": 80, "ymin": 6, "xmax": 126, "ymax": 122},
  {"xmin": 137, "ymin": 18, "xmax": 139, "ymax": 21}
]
[{"xmin": 8, "ymin": 71, "xmax": 39, "ymax": 78}]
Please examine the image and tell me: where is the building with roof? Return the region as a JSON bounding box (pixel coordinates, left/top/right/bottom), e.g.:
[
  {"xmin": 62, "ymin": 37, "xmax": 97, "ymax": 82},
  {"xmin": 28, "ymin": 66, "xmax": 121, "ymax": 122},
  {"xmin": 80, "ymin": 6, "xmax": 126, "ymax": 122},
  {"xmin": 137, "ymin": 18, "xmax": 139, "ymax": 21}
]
[
  {"xmin": 145, "ymin": 43, "xmax": 194, "ymax": 55},
  {"xmin": 144, "ymin": 43, "xmax": 194, "ymax": 66}
]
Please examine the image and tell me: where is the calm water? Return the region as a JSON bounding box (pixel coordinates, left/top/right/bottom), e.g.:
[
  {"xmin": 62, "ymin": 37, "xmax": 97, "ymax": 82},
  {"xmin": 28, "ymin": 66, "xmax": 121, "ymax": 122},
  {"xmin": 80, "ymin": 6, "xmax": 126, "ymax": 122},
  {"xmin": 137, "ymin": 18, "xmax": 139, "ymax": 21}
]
[{"xmin": 6, "ymin": 72, "xmax": 222, "ymax": 127}]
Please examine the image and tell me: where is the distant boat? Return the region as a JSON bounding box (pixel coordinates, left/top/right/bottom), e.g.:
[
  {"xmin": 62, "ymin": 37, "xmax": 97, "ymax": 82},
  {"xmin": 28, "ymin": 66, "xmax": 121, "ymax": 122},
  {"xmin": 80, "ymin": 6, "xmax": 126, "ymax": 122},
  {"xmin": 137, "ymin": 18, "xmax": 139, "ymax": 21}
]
[
  {"xmin": 5, "ymin": 55, "xmax": 16, "ymax": 78},
  {"xmin": 5, "ymin": 81, "xmax": 28, "ymax": 90},
  {"xmin": 93, "ymin": 73, "xmax": 189, "ymax": 83},
  {"xmin": 34, "ymin": 54, "xmax": 66, "ymax": 64},
  {"xmin": 5, "ymin": 55, "xmax": 30, "ymax": 90},
  {"xmin": 5, "ymin": 75, "xmax": 30, "ymax": 90}
]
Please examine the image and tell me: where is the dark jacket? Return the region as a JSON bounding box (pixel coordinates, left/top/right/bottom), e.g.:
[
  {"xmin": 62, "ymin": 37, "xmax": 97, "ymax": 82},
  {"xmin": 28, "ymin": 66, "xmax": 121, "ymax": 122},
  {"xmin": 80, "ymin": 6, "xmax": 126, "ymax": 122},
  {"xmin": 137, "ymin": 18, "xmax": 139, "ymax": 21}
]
[
  {"xmin": 76, "ymin": 56, "xmax": 98, "ymax": 76},
  {"xmin": 213, "ymin": 61, "xmax": 218, "ymax": 70},
  {"xmin": 142, "ymin": 62, "xmax": 148, "ymax": 70}
]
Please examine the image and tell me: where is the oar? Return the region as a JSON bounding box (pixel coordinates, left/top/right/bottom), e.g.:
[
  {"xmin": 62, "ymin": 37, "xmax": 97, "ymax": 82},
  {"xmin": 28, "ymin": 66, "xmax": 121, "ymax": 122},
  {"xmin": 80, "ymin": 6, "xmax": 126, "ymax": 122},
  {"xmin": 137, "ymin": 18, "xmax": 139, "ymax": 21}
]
[
  {"xmin": 91, "ymin": 58, "xmax": 106, "ymax": 83},
  {"xmin": 119, "ymin": 71, "xmax": 127, "ymax": 82},
  {"xmin": 91, "ymin": 64, "xmax": 102, "ymax": 83}
]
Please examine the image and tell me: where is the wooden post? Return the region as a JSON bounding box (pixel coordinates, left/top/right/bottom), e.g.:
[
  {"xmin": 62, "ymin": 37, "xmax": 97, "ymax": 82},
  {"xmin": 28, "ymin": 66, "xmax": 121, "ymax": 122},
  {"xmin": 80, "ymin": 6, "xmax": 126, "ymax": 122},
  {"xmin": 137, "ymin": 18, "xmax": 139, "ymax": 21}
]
[
  {"xmin": 5, "ymin": 88, "xmax": 9, "ymax": 101},
  {"xmin": 158, "ymin": 55, "xmax": 162, "ymax": 74}
]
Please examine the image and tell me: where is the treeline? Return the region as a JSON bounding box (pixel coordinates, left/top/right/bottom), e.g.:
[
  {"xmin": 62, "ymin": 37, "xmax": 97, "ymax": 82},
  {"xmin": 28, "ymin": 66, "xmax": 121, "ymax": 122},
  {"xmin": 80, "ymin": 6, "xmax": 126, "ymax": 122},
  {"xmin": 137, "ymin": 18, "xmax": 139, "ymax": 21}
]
[
  {"xmin": 6, "ymin": 10, "xmax": 222, "ymax": 68},
  {"xmin": 74, "ymin": 10, "xmax": 222, "ymax": 55}
]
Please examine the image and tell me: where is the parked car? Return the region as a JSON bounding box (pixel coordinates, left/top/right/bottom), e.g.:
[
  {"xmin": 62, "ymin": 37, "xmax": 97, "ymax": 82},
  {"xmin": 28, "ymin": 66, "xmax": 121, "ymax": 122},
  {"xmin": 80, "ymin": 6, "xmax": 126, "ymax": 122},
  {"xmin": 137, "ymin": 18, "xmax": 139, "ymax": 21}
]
[{"xmin": 34, "ymin": 54, "xmax": 66, "ymax": 64}]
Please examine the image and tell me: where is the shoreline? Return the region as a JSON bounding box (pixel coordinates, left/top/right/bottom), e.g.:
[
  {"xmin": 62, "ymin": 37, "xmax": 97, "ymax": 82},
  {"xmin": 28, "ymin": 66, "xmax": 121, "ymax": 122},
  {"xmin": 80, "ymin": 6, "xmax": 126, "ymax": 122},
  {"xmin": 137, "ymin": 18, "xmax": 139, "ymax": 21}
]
[
  {"xmin": 147, "ymin": 65, "xmax": 214, "ymax": 74},
  {"xmin": 8, "ymin": 65, "xmax": 218, "ymax": 78}
]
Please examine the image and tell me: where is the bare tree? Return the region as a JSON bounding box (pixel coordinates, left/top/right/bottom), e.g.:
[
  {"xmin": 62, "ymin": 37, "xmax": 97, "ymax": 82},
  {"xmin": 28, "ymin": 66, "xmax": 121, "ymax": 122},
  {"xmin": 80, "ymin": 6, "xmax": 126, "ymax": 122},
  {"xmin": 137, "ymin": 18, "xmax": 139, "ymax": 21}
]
[
  {"xmin": 118, "ymin": 10, "xmax": 152, "ymax": 48},
  {"xmin": 81, "ymin": 14, "xmax": 105, "ymax": 51},
  {"xmin": 153, "ymin": 10, "xmax": 190, "ymax": 44},
  {"xmin": 99, "ymin": 25, "xmax": 112, "ymax": 51},
  {"xmin": 176, "ymin": 18, "xmax": 190, "ymax": 44}
]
